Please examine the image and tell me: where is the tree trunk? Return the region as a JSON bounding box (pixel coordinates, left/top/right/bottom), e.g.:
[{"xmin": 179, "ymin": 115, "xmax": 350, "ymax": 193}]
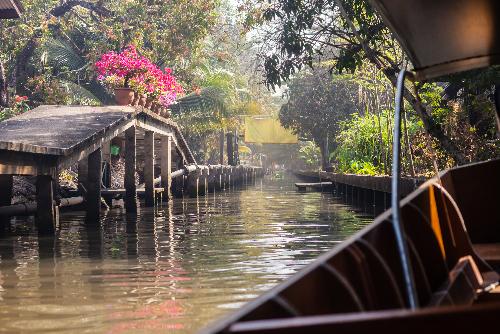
[
  {"xmin": 335, "ymin": 3, "xmax": 467, "ymax": 165},
  {"xmin": 318, "ymin": 139, "xmax": 329, "ymax": 171},
  {"xmin": 0, "ymin": 61, "xmax": 8, "ymax": 107}
]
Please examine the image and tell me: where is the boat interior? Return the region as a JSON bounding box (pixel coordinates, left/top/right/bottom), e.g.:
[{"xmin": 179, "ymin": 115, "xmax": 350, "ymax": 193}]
[
  {"xmin": 200, "ymin": 158, "xmax": 500, "ymax": 334},
  {"xmin": 200, "ymin": 1, "xmax": 500, "ymax": 333}
]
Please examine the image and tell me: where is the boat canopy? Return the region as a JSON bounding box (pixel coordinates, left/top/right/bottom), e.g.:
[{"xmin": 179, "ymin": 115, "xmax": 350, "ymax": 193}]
[
  {"xmin": 369, "ymin": 0, "xmax": 500, "ymax": 80},
  {"xmin": 0, "ymin": 0, "xmax": 23, "ymax": 19}
]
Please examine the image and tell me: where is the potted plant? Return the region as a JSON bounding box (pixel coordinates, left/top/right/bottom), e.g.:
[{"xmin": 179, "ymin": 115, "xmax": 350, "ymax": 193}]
[{"xmin": 96, "ymin": 45, "xmax": 149, "ymax": 106}]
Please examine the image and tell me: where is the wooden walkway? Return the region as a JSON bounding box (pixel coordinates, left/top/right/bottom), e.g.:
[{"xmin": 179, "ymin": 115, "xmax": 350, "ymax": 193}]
[
  {"xmin": 0, "ymin": 105, "xmax": 263, "ymax": 234},
  {"xmin": 0, "ymin": 105, "xmax": 195, "ymax": 175}
]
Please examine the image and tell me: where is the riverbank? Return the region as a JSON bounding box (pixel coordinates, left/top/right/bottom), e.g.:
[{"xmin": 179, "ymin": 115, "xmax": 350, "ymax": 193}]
[{"xmin": 293, "ymin": 170, "xmax": 426, "ymax": 197}]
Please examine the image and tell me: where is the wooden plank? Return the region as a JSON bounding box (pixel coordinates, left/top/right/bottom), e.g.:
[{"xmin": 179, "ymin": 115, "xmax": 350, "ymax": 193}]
[
  {"xmin": 0, "ymin": 150, "xmax": 58, "ymax": 176},
  {"xmin": 295, "ymin": 182, "xmax": 332, "ymax": 190},
  {"xmin": 160, "ymin": 135, "xmax": 172, "ymax": 201},
  {"xmin": 144, "ymin": 130, "xmax": 155, "ymax": 207},
  {"xmin": 124, "ymin": 127, "xmax": 137, "ymax": 212},
  {"xmin": 36, "ymin": 175, "xmax": 55, "ymax": 234},
  {"xmin": 86, "ymin": 148, "xmax": 102, "ymax": 222},
  {"xmin": 101, "ymin": 188, "xmax": 164, "ymax": 196}
]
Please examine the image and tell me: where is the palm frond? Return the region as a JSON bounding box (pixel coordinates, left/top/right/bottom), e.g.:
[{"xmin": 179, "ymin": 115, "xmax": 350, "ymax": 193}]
[
  {"xmin": 42, "ymin": 38, "xmax": 87, "ymax": 71},
  {"xmin": 59, "ymin": 79, "xmax": 102, "ymax": 105}
]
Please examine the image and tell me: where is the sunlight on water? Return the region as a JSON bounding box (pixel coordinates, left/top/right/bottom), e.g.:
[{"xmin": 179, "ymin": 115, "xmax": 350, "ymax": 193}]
[{"xmin": 0, "ymin": 175, "xmax": 372, "ymax": 333}]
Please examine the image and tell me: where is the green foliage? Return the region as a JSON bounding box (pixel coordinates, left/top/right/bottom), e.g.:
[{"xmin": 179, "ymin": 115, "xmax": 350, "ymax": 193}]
[
  {"xmin": 334, "ymin": 111, "xmax": 389, "ymax": 174},
  {"xmin": 0, "ymin": 0, "xmax": 222, "ymax": 107},
  {"xmin": 298, "ymin": 141, "xmax": 321, "ymax": 169},
  {"xmin": 333, "ymin": 109, "xmax": 422, "ymax": 175},
  {"xmin": 0, "ymin": 96, "xmax": 30, "ymax": 122},
  {"xmin": 279, "ymin": 68, "xmax": 360, "ymax": 167}
]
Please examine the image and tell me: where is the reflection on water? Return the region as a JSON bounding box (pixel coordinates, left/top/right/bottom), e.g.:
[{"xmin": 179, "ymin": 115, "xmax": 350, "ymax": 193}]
[{"xmin": 0, "ymin": 175, "xmax": 372, "ymax": 333}]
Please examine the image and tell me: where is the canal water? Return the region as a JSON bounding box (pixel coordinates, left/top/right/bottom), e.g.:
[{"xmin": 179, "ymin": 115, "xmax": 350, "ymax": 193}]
[{"xmin": 0, "ymin": 174, "xmax": 372, "ymax": 333}]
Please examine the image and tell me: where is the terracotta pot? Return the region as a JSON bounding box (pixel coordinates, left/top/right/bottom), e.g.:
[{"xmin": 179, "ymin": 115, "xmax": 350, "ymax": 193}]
[
  {"xmin": 145, "ymin": 98, "xmax": 153, "ymax": 109},
  {"xmin": 132, "ymin": 94, "xmax": 140, "ymax": 106},
  {"xmin": 139, "ymin": 94, "xmax": 147, "ymax": 107},
  {"xmin": 114, "ymin": 88, "xmax": 135, "ymax": 106}
]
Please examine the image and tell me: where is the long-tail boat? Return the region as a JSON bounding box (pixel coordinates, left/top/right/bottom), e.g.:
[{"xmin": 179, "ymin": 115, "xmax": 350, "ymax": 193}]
[{"xmin": 200, "ymin": 1, "xmax": 500, "ymax": 333}]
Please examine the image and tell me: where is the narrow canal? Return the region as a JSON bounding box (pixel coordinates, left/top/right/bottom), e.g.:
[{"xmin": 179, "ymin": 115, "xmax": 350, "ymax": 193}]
[{"xmin": 0, "ymin": 174, "xmax": 372, "ymax": 333}]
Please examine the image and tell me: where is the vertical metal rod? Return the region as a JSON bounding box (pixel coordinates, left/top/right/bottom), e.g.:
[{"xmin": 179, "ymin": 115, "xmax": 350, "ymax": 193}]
[{"xmin": 392, "ymin": 68, "xmax": 419, "ymax": 309}]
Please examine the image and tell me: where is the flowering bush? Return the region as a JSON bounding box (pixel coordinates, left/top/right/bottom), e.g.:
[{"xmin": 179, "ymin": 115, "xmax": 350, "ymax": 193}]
[
  {"xmin": 0, "ymin": 95, "xmax": 30, "ymax": 122},
  {"xmin": 95, "ymin": 45, "xmax": 183, "ymax": 107}
]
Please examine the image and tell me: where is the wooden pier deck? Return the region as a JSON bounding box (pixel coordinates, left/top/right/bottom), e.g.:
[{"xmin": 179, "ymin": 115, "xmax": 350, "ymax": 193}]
[
  {"xmin": 0, "ymin": 105, "xmax": 263, "ymax": 234},
  {"xmin": 0, "ymin": 105, "xmax": 195, "ymax": 175}
]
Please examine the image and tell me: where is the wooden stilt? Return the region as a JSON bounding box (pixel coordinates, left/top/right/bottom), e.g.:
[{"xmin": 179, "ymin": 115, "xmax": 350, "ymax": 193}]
[
  {"xmin": 36, "ymin": 175, "xmax": 55, "ymax": 234},
  {"xmin": 0, "ymin": 175, "xmax": 13, "ymax": 207},
  {"xmin": 78, "ymin": 159, "xmax": 88, "ymax": 191},
  {"xmin": 87, "ymin": 148, "xmax": 102, "ymax": 222},
  {"xmin": 160, "ymin": 135, "xmax": 172, "ymax": 201},
  {"xmin": 187, "ymin": 169, "xmax": 200, "ymax": 198},
  {"xmin": 219, "ymin": 131, "xmax": 225, "ymax": 165},
  {"xmin": 102, "ymin": 141, "xmax": 112, "ymax": 189},
  {"xmin": 0, "ymin": 175, "xmax": 13, "ymax": 228},
  {"xmin": 227, "ymin": 132, "xmax": 235, "ymax": 166},
  {"xmin": 125, "ymin": 127, "xmax": 137, "ymax": 212},
  {"xmin": 144, "ymin": 130, "xmax": 155, "ymax": 207}
]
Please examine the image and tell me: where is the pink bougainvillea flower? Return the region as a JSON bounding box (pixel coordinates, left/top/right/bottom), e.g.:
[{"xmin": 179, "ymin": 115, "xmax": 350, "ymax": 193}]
[{"xmin": 96, "ymin": 45, "xmax": 183, "ymax": 107}]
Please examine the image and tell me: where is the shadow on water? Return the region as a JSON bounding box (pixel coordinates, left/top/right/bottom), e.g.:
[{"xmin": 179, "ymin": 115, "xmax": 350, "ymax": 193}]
[{"xmin": 0, "ymin": 174, "xmax": 372, "ymax": 333}]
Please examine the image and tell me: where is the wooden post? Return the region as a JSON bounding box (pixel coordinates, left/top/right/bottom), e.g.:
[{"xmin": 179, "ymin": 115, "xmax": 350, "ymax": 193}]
[
  {"xmin": 78, "ymin": 159, "xmax": 88, "ymax": 191},
  {"xmin": 161, "ymin": 135, "xmax": 172, "ymax": 201},
  {"xmin": 0, "ymin": 175, "xmax": 13, "ymax": 227},
  {"xmin": 144, "ymin": 130, "xmax": 155, "ymax": 207},
  {"xmin": 0, "ymin": 175, "xmax": 13, "ymax": 207},
  {"xmin": 199, "ymin": 168, "xmax": 208, "ymax": 196},
  {"xmin": 36, "ymin": 175, "xmax": 55, "ymax": 234},
  {"xmin": 374, "ymin": 190, "xmax": 385, "ymax": 215},
  {"xmin": 102, "ymin": 141, "xmax": 112, "ymax": 189},
  {"xmin": 187, "ymin": 169, "xmax": 199, "ymax": 198},
  {"xmin": 125, "ymin": 127, "xmax": 137, "ymax": 212},
  {"xmin": 87, "ymin": 148, "xmax": 102, "ymax": 222},
  {"xmin": 234, "ymin": 130, "xmax": 240, "ymax": 165},
  {"xmin": 219, "ymin": 131, "xmax": 225, "ymax": 165},
  {"xmin": 227, "ymin": 132, "xmax": 235, "ymax": 166}
]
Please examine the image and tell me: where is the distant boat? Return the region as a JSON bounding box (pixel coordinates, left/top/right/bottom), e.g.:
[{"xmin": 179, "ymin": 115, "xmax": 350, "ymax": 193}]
[{"xmin": 200, "ymin": 1, "xmax": 500, "ymax": 332}]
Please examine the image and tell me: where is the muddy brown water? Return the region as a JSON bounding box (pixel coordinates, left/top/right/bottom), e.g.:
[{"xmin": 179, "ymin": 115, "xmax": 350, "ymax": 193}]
[{"xmin": 0, "ymin": 174, "xmax": 372, "ymax": 333}]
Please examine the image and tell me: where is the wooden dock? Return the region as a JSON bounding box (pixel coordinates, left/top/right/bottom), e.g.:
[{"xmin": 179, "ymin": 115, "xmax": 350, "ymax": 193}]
[
  {"xmin": 295, "ymin": 182, "xmax": 333, "ymax": 191},
  {"xmin": 0, "ymin": 105, "xmax": 263, "ymax": 234}
]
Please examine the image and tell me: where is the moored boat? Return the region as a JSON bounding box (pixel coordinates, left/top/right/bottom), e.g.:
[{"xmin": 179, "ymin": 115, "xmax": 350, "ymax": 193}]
[{"xmin": 200, "ymin": 1, "xmax": 500, "ymax": 333}]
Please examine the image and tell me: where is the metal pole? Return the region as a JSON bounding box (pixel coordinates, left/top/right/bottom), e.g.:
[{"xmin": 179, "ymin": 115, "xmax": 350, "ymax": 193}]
[{"xmin": 392, "ymin": 68, "xmax": 419, "ymax": 309}]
